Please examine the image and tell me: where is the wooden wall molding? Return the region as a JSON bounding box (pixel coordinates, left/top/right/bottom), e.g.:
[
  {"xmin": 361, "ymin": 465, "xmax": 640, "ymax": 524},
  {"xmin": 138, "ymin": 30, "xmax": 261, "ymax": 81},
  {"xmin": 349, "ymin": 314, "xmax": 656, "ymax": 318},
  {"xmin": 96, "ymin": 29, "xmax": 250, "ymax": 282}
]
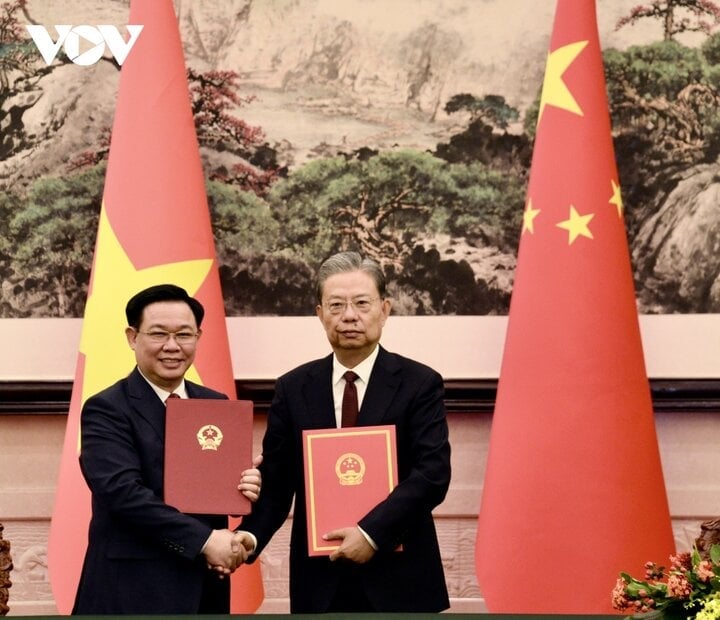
[{"xmin": 1, "ymin": 378, "xmax": 719, "ymax": 414}]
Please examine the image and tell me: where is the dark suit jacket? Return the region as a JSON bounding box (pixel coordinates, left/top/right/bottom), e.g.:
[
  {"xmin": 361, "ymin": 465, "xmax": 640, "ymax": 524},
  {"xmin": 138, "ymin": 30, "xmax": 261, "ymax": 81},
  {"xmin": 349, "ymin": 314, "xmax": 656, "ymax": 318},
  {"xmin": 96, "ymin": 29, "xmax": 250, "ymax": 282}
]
[
  {"xmin": 72, "ymin": 367, "xmax": 230, "ymax": 615},
  {"xmin": 241, "ymin": 346, "xmax": 451, "ymax": 613}
]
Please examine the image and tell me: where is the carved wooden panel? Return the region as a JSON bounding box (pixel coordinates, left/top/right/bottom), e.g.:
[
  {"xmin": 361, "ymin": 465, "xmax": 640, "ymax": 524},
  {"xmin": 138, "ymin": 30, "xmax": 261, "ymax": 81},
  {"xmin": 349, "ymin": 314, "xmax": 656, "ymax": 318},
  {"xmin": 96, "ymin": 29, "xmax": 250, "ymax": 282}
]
[{"xmin": 0, "ymin": 524, "xmax": 12, "ymax": 616}]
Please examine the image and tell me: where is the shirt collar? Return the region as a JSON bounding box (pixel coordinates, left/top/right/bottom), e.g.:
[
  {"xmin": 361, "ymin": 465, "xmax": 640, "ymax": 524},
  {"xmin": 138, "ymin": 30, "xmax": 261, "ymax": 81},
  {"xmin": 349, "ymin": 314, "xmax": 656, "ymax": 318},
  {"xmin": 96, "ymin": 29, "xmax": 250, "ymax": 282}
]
[
  {"xmin": 332, "ymin": 345, "xmax": 379, "ymax": 386},
  {"xmin": 137, "ymin": 368, "xmax": 188, "ymax": 401}
]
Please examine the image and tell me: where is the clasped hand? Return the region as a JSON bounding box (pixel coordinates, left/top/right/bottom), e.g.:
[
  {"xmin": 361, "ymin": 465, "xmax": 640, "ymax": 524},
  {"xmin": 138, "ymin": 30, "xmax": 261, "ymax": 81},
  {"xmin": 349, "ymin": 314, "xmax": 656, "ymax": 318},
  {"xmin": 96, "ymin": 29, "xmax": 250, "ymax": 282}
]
[
  {"xmin": 203, "ymin": 528, "xmax": 254, "ymax": 576},
  {"xmin": 203, "ymin": 455, "xmax": 263, "ymax": 576}
]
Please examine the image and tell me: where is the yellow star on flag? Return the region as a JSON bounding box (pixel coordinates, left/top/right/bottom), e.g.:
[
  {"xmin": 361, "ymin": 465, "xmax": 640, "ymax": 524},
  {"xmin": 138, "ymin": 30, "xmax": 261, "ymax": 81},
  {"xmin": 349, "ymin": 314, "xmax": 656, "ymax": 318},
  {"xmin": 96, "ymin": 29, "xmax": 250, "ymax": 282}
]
[
  {"xmin": 522, "ymin": 198, "xmax": 541, "ymax": 234},
  {"xmin": 556, "ymin": 205, "xmax": 594, "ymax": 244},
  {"xmin": 609, "ymin": 179, "xmax": 623, "ymax": 218},
  {"xmin": 80, "ymin": 206, "xmax": 213, "ymax": 404},
  {"xmin": 538, "ymin": 40, "xmax": 588, "ymax": 122}
]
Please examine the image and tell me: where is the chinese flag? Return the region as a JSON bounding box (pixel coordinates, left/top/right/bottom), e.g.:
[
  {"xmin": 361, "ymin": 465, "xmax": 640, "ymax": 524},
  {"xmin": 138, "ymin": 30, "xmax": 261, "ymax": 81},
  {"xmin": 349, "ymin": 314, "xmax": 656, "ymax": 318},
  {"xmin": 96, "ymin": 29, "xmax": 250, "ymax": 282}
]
[
  {"xmin": 475, "ymin": 0, "xmax": 674, "ymax": 613},
  {"xmin": 47, "ymin": 0, "xmax": 263, "ymax": 613}
]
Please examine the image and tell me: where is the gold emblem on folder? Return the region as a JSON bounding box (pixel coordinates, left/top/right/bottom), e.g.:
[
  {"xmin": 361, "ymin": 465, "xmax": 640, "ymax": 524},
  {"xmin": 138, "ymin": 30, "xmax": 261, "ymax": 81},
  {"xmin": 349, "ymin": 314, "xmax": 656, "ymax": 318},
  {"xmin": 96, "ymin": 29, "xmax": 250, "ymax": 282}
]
[
  {"xmin": 197, "ymin": 424, "xmax": 223, "ymax": 450},
  {"xmin": 335, "ymin": 453, "xmax": 365, "ymax": 485}
]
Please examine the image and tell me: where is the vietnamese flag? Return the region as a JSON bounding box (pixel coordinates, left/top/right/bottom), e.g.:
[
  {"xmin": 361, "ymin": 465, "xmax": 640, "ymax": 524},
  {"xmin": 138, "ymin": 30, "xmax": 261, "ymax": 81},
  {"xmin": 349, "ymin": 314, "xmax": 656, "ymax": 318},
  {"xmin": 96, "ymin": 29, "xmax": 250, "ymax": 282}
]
[
  {"xmin": 47, "ymin": 0, "xmax": 264, "ymax": 613},
  {"xmin": 475, "ymin": 0, "xmax": 674, "ymax": 613}
]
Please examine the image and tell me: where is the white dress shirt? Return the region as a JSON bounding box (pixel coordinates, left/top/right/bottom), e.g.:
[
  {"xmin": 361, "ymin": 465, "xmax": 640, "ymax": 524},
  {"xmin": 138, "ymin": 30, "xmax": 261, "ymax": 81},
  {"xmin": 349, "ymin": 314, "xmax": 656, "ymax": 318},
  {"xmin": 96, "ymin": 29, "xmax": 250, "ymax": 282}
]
[
  {"xmin": 330, "ymin": 345, "xmax": 380, "ymax": 549},
  {"xmin": 137, "ymin": 369, "xmax": 188, "ymax": 402},
  {"xmin": 331, "ymin": 345, "xmax": 379, "ymax": 427}
]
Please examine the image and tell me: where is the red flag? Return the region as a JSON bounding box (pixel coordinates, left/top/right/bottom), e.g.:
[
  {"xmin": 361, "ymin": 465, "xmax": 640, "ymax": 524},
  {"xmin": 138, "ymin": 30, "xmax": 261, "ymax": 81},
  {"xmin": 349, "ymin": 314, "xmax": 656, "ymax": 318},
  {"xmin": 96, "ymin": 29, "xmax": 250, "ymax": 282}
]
[
  {"xmin": 47, "ymin": 0, "xmax": 263, "ymax": 613},
  {"xmin": 475, "ymin": 0, "xmax": 674, "ymax": 613}
]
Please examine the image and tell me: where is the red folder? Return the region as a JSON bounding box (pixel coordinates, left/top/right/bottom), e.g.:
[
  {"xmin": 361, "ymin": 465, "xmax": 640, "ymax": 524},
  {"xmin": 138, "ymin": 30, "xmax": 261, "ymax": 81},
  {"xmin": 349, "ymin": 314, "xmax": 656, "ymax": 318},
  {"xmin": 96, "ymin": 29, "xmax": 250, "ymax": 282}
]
[
  {"xmin": 303, "ymin": 425, "xmax": 398, "ymax": 556},
  {"xmin": 164, "ymin": 398, "xmax": 253, "ymax": 515}
]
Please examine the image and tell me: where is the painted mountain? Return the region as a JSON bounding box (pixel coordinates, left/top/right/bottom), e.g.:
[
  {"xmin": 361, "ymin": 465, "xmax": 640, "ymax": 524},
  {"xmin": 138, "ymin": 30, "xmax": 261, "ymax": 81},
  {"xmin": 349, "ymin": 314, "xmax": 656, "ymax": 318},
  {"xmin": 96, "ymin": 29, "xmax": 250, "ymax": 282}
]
[{"xmin": 2, "ymin": 0, "xmax": 719, "ymax": 316}]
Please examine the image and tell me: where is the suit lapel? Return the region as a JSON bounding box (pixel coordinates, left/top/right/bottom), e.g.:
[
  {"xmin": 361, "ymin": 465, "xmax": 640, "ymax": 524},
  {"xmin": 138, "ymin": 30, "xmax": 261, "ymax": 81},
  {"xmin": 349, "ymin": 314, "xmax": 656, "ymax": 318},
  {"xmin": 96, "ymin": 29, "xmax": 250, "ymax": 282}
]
[
  {"xmin": 185, "ymin": 381, "xmax": 202, "ymax": 399},
  {"xmin": 126, "ymin": 367, "xmax": 166, "ymax": 440},
  {"xmin": 301, "ymin": 355, "xmax": 336, "ymax": 429},
  {"xmin": 358, "ymin": 346, "xmax": 401, "ymax": 426}
]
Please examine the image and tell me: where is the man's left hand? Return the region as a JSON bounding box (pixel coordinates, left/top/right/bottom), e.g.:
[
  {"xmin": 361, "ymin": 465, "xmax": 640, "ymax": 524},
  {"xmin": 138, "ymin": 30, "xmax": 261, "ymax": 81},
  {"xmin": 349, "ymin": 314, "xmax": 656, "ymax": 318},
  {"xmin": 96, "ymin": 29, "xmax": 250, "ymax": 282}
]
[
  {"xmin": 238, "ymin": 453, "xmax": 263, "ymax": 502},
  {"xmin": 324, "ymin": 526, "xmax": 375, "ymax": 564}
]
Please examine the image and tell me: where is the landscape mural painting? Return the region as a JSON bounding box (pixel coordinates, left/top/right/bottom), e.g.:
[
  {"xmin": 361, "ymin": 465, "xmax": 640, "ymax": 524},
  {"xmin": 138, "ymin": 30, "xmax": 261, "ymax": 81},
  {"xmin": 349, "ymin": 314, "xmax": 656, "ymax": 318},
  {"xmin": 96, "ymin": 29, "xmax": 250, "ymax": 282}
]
[{"xmin": 2, "ymin": 0, "xmax": 720, "ymax": 319}]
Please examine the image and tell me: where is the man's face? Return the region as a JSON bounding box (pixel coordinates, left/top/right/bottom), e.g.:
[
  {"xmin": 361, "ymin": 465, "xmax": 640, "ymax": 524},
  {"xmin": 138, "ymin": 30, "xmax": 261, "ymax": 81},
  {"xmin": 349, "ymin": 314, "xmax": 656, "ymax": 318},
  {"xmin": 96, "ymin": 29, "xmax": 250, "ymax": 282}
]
[
  {"xmin": 316, "ymin": 270, "xmax": 391, "ymax": 367},
  {"xmin": 125, "ymin": 300, "xmax": 201, "ymax": 391}
]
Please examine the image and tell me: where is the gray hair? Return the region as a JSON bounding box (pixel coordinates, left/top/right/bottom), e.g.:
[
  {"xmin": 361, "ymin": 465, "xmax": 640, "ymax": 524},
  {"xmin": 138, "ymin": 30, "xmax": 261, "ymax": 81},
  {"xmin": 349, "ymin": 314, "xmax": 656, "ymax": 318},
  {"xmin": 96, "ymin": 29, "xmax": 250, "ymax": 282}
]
[{"xmin": 316, "ymin": 251, "xmax": 387, "ymax": 303}]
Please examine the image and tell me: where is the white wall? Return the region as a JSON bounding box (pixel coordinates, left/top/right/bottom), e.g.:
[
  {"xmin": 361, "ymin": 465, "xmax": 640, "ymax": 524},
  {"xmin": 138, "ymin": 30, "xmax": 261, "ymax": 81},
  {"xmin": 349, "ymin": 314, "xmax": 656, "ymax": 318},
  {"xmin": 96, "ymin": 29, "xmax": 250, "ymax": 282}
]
[{"xmin": 3, "ymin": 314, "xmax": 720, "ymax": 381}]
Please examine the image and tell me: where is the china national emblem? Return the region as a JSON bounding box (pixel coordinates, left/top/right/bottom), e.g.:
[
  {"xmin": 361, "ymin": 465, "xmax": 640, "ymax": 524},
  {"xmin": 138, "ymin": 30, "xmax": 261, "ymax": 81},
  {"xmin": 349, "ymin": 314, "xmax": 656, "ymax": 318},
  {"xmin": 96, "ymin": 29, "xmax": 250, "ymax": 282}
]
[{"xmin": 335, "ymin": 453, "xmax": 365, "ymax": 485}]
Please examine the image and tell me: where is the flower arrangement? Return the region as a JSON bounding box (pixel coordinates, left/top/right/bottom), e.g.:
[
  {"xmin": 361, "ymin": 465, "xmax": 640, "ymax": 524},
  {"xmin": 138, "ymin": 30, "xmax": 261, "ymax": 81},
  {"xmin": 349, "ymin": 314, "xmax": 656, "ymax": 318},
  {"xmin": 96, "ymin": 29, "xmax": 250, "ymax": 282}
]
[{"xmin": 612, "ymin": 519, "xmax": 720, "ymax": 619}]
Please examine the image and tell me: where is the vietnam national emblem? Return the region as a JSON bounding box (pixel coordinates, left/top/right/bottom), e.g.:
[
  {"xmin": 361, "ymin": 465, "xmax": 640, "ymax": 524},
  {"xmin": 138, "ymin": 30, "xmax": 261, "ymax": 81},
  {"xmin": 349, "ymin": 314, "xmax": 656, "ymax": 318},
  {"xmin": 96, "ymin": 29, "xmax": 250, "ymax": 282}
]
[{"xmin": 196, "ymin": 424, "xmax": 223, "ymax": 450}]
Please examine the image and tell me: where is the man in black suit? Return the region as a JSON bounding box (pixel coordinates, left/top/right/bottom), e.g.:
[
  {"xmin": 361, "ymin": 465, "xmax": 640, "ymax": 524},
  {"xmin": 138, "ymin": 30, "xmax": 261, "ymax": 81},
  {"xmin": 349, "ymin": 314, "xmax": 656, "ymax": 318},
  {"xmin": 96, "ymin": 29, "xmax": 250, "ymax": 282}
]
[
  {"xmin": 241, "ymin": 252, "xmax": 451, "ymax": 612},
  {"xmin": 72, "ymin": 284, "xmax": 259, "ymax": 614}
]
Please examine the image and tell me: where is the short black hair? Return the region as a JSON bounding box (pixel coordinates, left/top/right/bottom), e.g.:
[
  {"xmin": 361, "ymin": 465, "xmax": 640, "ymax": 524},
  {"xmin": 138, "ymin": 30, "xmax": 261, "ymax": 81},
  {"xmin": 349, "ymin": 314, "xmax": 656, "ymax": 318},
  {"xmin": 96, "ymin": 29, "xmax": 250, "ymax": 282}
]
[{"xmin": 125, "ymin": 284, "xmax": 205, "ymax": 329}]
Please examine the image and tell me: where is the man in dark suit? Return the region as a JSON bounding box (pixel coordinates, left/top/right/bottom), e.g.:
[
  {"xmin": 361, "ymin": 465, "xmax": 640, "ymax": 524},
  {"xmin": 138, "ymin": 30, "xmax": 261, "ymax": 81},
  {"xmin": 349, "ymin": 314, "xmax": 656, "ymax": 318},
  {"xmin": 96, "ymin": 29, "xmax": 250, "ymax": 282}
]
[
  {"xmin": 72, "ymin": 284, "xmax": 259, "ymax": 614},
  {"xmin": 241, "ymin": 252, "xmax": 451, "ymax": 613}
]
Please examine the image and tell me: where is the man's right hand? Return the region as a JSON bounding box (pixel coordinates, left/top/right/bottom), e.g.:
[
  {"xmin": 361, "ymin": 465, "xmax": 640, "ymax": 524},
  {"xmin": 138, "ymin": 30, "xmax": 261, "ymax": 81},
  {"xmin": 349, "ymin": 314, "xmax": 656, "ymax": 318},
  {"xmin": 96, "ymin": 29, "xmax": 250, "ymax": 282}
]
[{"xmin": 203, "ymin": 528, "xmax": 249, "ymax": 576}]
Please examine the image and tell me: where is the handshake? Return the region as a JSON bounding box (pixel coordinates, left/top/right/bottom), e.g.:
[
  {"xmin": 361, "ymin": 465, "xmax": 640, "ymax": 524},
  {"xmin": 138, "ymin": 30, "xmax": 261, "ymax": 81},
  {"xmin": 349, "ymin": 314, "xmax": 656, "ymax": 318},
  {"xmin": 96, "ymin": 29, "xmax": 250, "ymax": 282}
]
[
  {"xmin": 202, "ymin": 456, "xmax": 262, "ymax": 576},
  {"xmin": 203, "ymin": 528, "xmax": 256, "ymax": 576}
]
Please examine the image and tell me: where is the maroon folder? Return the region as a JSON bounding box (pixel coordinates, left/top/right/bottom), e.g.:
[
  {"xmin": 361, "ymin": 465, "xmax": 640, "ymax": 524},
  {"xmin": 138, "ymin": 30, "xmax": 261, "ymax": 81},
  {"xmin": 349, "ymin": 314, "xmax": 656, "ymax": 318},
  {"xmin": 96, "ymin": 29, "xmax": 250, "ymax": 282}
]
[
  {"xmin": 303, "ymin": 425, "xmax": 399, "ymax": 556},
  {"xmin": 164, "ymin": 398, "xmax": 253, "ymax": 515}
]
